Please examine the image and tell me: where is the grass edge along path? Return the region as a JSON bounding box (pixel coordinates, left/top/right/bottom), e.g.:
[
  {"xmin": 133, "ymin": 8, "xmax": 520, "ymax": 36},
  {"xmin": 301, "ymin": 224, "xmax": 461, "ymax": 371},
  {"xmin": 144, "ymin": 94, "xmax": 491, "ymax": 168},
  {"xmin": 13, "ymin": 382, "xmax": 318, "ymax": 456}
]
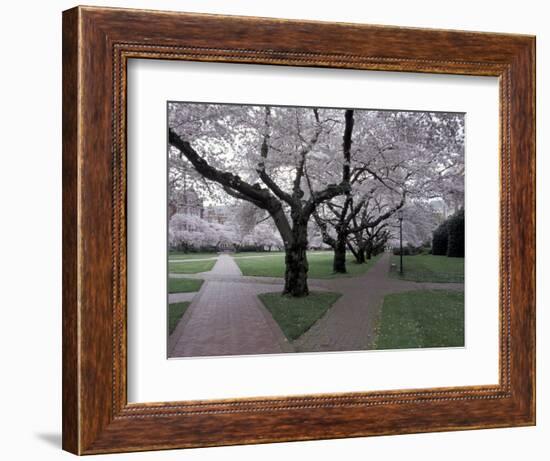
[
  {"xmin": 258, "ymin": 291, "xmax": 342, "ymax": 341},
  {"xmin": 168, "ymin": 302, "xmax": 191, "ymax": 335},
  {"xmin": 169, "ymin": 252, "xmax": 218, "ymax": 260},
  {"xmin": 389, "ymin": 254, "xmax": 464, "ymax": 283},
  {"xmin": 169, "ymin": 259, "xmax": 216, "ymax": 274},
  {"xmin": 168, "ymin": 278, "xmax": 204, "ymax": 293},
  {"xmin": 374, "ymin": 289, "xmax": 464, "ymax": 350}
]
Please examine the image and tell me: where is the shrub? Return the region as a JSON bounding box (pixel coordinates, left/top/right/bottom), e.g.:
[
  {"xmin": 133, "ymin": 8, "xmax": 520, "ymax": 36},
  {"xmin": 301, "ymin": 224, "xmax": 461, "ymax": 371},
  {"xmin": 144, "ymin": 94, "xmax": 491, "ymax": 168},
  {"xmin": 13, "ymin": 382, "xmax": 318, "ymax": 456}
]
[
  {"xmin": 447, "ymin": 209, "xmax": 465, "ymax": 257},
  {"xmin": 393, "ymin": 245, "xmax": 421, "ymax": 256},
  {"xmin": 432, "ymin": 222, "xmax": 448, "ymax": 256}
]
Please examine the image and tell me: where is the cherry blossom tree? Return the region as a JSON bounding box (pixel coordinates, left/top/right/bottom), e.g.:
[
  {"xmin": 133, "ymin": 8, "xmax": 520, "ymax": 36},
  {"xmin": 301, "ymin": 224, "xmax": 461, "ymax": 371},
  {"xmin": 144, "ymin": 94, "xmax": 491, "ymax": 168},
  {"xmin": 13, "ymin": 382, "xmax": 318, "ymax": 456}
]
[
  {"xmin": 168, "ymin": 103, "xmax": 464, "ymax": 294},
  {"xmin": 241, "ymin": 222, "xmax": 283, "ymax": 251},
  {"xmin": 169, "ymin": 212, "xmax": 240, "ymax": 251},
  {"xmin": 169, "ymin": 104, "xmax": 352, "ymax": 296}
]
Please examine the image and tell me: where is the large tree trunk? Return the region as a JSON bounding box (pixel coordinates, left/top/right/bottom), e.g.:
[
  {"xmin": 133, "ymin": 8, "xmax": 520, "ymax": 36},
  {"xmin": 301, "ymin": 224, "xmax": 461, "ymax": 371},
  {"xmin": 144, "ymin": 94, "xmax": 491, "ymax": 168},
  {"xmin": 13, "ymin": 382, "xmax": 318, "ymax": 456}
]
[
  {"xmin": 333, "ymin": 229, "xmax": 347, "ymax": 273},
  {"xmin": 283, "ymin": 216, "xmax": 309, "ymax": 297},
  {"xmin": 356, "ymin": 247, "xmax": 366, "ymax": 264},
  {"xmin": 331, "ymin": 111, "xmax": 354, "ymax": 274}
]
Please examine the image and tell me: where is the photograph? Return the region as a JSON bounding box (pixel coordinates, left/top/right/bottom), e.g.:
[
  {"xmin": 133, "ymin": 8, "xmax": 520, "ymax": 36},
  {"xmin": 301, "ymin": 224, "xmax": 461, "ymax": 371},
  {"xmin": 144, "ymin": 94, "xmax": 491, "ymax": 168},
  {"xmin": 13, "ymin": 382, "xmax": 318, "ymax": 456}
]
[{"xmin": 166, "ymin": 102, "xmax": 465, "ymax": 358}]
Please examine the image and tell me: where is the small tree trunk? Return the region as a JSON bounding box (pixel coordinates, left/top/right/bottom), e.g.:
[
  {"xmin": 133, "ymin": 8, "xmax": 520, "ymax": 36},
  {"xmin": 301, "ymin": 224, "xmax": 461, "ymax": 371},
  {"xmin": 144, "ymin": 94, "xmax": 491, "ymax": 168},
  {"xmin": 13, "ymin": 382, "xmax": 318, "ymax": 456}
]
[
  {"xmin": 356, "ymin": 247, "xmax": 366, "ymax": 264},
  {"xmin": 362, "ymin": 240, "xmax": 372, "ymax": 260},
  {"xmin": 283, "ymin": 216, "xmax": 309, "ymax": 297},
  {"xmin": 333, "ymin": 230, "xmax": 347, "ymax": 273}
]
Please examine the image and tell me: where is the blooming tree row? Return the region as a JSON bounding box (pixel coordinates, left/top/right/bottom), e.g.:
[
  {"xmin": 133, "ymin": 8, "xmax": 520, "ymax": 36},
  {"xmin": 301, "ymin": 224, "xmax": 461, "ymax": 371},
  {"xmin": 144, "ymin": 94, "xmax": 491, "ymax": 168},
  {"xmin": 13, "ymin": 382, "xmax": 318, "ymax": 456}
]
[
  {"xmin": 168, "ymin": 103, "xmax": 464, "ymax": 296},
  {"xmin": 169, "ymin": 207, "xmax": 283, "ymax": 252}
]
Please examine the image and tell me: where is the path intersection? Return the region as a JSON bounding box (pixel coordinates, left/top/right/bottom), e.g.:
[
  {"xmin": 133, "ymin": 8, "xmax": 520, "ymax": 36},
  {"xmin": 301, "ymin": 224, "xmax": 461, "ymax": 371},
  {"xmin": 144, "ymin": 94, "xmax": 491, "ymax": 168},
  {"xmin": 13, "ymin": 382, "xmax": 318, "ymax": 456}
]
[{"xmin": 168, "ymin": 253, "xmax": 463, "ymax": 358}]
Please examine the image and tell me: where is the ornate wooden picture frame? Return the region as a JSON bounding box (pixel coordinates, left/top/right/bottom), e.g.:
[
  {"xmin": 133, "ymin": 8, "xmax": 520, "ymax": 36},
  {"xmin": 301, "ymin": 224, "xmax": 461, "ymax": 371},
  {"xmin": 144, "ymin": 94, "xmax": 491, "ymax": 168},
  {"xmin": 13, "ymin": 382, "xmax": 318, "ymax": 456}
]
[{"xmin": 62, "ymin": 5, "xmax": 535, "ymax": 455}]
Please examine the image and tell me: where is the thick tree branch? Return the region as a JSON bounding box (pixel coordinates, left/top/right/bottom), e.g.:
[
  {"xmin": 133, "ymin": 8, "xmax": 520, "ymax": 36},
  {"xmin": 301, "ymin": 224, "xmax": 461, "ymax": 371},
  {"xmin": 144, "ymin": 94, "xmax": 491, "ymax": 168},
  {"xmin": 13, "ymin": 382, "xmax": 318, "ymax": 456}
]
[
  {"xmin": 349, "ymin": 192, "xmax": 406, "ymax": 233},
  {"xmin": 169, "ymin": 128, "xmax": 295, "ymax": 245},
  {"xmin": 303, "ymin": 182, "xmax": 351, "ymax": 217},
  {"xmin": 344, "ymin": 198, "xmax": 367, "ymax": 226},
  {"xmin": 258, "ymin": 167, "xmax": 294, "ymax": 205},
  {"xmin": 342, "ymin": 109, "xmax": 354, "ymax": 184},
  {"xmin": 346, "ymin": 239, "xmax": 359, "ymax": 259},
  {"xmin": 169, "ymin": 128, "xmax": 273, "ymax": 207},
  {"xmin": 292, "ymin": 108, "xmax": 322, "ymax": 201},
  {"xmin": 222, "ymin": 186, "xmax": 264, "ymax": 209},
  {"xmin": 302, "ymin": 109, "xmax": 354, "ymax": 217},
  {"xmin": 313, "ymin": 211, "xmax": 336, "ymax": 248},
  {"xmin": 256, "ymin": 107, "xmax": 295, "ymax": 205}
]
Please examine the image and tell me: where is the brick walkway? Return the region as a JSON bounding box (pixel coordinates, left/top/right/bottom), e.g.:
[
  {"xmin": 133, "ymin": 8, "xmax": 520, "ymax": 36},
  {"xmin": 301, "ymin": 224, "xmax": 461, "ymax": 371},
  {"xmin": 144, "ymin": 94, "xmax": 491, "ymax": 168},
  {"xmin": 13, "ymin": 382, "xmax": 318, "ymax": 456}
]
[
  {"xmin": 168, "ymin": 256, "xmax": 293, "ymax": 358},
  {"xmin": 208, "ymin": 254, "xmax": 242, "ymax": 276}
]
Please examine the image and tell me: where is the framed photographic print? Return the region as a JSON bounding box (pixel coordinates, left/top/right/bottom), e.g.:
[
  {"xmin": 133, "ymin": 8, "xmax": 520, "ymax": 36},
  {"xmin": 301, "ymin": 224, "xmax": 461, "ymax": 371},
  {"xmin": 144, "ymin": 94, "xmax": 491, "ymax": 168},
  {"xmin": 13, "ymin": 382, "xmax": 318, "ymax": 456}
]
[{"xmin": 62, "ymin": 5, "xmax": 535, "ymax": 455}]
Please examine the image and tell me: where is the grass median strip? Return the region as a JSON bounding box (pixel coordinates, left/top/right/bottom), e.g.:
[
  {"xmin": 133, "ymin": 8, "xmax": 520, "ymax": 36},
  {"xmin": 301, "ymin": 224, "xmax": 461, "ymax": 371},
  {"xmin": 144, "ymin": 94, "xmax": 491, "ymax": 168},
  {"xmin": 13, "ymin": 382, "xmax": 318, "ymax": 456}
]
[
  {"xmin": 169, "ymin": 252, "xmax": 218, "ymax": 261},
  {"xmin": 168, "ymin": 302, "xmax": 191, "ymax": 335},
  {"xmin": 389, "ymin": 254, "xmax": 464, "ymax": 283},
  {"xmin": 169, "ymin": 259, "xmax": 216, "ymax": 274},
  {"xmin": 258, "ymin": 291, "xmax": 342, "ymax": 341},
  {"xmin": 375, "ymin": 290, "xmax": 464, "ymax": 350},
  {"xmin": 168, "ymin": 278, "xmax": 204, "ymax": 293}
]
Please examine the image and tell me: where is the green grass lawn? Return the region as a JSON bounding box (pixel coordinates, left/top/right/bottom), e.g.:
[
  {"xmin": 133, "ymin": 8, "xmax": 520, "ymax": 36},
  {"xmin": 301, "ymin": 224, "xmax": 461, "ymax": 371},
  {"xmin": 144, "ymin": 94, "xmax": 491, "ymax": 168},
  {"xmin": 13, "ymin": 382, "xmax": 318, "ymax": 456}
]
[
  {"xmin": 169, "ymin": 252, "xmax": 218, "ymax": 260},
  {"xmin": 234, "ymin": 252, "xmax": 380, "ymax": 279},
  {"xmin": 168, "ymin": 302, "xmax": 190, "ymax": 335},
  {"xmin": 232, "ymin": 251, "xmax": 286, "ymax": 258},
  {"xmin": 390, "ymin": 254, "xmax": 464, "ymax": 283},
  {"xmin": 374, "ymin": 290, "xmax": 464, "ymax": 350},
  {"xmin": 168, "ymin": 278, "xmax": 204, "ymax": 293},
  {"xmin": 169, "ymin": 259, "xmax": 216, "ymax": 274},
  {"xmin": 258, "ymin": 291, "xmax": 342, "ymax": 341}
]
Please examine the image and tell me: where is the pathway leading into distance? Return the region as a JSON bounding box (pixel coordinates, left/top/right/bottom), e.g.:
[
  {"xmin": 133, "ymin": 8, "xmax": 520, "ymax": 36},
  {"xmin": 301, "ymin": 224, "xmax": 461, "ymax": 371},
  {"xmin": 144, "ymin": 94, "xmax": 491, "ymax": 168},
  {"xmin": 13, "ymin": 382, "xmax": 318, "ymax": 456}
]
[{"xmin": 168, "ymin": 254, "xmax": 294, "ymax": 357}]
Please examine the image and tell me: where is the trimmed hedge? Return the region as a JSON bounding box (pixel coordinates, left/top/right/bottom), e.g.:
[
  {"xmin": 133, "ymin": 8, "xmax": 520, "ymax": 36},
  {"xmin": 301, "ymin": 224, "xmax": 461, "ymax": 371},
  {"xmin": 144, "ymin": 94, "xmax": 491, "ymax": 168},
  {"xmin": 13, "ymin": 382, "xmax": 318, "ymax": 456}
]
[
  {"xmin": 431, "ymin": 208, "xmax": 465, "ymax": 258},
  {"xmin": 447, "ymin": 209, "xmax": 465, "ymax": 257},
  {"xmin": 393, "ymin": 243, "xmax": 426, "ymax": 256},
  {"xmin": 432, "ymin": 222, "xmax": 449, "ymax": 256}
]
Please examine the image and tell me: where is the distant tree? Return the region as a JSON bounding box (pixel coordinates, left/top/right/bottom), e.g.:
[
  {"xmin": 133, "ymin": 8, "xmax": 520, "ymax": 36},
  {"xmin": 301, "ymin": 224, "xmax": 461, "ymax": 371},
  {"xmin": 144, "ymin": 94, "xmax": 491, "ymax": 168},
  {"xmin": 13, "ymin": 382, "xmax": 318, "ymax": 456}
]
[
  {"xmin": 241, "ymin": 222, "xmax": 283, "ymax": 251},
  {"xmin": 169, "ymin": 212, "xmax": 239, "ymax": 251},
  {"xmin": 346, "ymin": 220, "xmax": 390, "ymax": 263}
]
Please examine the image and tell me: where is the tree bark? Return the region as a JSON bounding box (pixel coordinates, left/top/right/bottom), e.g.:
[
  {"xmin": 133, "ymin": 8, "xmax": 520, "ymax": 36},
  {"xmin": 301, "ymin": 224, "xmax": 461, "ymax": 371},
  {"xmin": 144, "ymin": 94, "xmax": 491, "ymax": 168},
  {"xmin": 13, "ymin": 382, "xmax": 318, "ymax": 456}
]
[
  {"xmin": 356, "ymin": 247, "xmax": 366, "ymax": 264},
  {"xmin": 333, "ymin": 229, "xmax": 347, "ymax": 273},
  {"xmin": 331, "ymin": 110, "xmax": 354, "ymax": 274},
  {"xmin": 283, "ymin": 215, "xmax": 309, "ymax": 297}
]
